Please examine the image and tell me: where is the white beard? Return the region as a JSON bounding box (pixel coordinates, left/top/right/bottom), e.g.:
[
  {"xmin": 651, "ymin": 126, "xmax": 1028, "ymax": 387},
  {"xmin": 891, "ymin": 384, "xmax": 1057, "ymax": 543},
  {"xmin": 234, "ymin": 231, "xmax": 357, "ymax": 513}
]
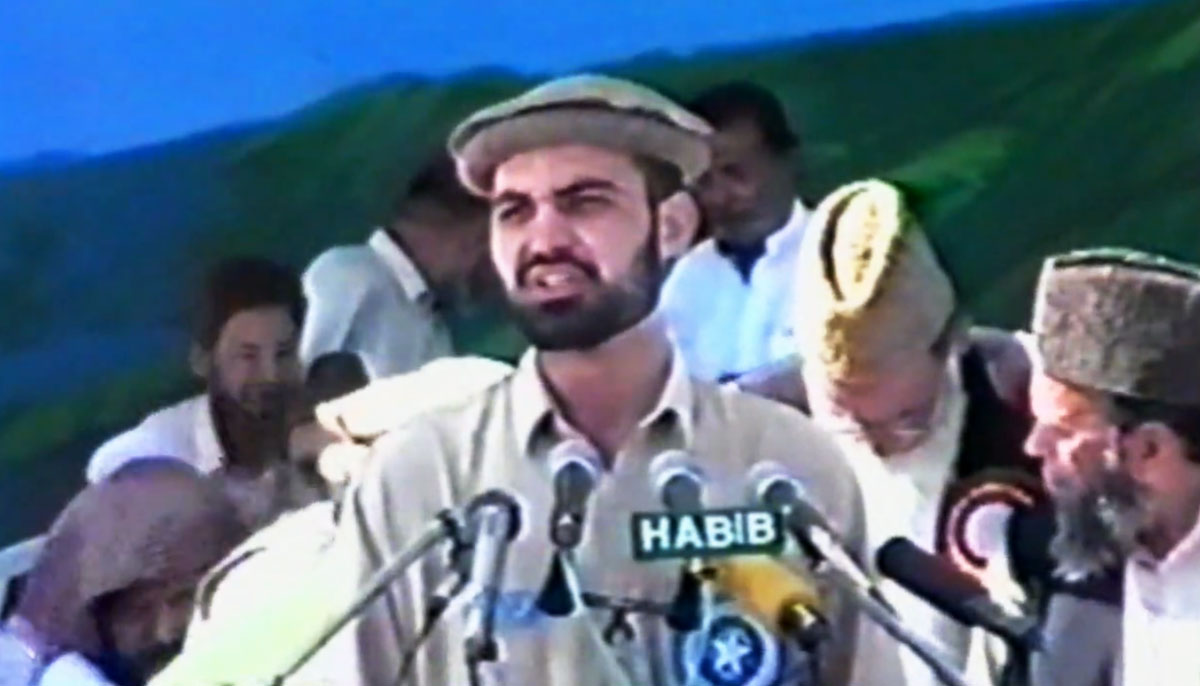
[{"xmin": 820, "ymin": 363, "xmax": 974, "ymax": 686}]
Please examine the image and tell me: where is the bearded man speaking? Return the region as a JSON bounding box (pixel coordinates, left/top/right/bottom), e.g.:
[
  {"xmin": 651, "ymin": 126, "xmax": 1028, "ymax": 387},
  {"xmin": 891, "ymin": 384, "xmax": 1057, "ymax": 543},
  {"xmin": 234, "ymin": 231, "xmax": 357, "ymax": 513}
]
[{"xmin": 1023, "ymin": 249, "xmax": 1200, "ymax": 686}]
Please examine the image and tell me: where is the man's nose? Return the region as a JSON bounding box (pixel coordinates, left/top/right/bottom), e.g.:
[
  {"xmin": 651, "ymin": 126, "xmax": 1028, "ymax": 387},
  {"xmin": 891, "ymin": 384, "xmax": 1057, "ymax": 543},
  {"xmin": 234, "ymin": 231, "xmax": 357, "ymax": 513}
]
[
  {"xmin": 1023, "ymin": 423, "xmax": 1050, "ymax": 460},
  {"xmin": 257, "ymin": 355, "xmax": 280, "ymax": 383},
  {"xmin": 525, "ymin": 205, "xmax": 577, "ymax": 252},
  {"xmin": 154, "ymin": 602, "xmax": 191, "ymax": 645}
]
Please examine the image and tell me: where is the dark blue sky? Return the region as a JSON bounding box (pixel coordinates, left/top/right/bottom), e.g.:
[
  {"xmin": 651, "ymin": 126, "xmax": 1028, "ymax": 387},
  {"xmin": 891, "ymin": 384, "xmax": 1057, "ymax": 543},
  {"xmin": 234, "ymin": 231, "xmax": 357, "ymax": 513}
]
[{"xmin": 1, "ymin": 0, "xmax": 1085, "ymax": 161}]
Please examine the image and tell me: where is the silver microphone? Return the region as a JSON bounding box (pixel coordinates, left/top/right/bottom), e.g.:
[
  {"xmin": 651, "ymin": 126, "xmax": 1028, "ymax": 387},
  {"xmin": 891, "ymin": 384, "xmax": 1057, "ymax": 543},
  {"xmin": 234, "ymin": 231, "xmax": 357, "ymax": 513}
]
[
  {"xmin": 649, "ymin": 450, "xmax": 705, "ymax": 633},
  {"xmin": 548, "ymin": 440, "xmax": 603, "ymax": 549},
  {"xmin": 650, "ymin": 449, "xmax": 705, "ymax": 512},
  {"xmin": 747, "ymin": 461, "xmax": 893, "ymax": 612},
  {"xmin": 461, "ymin": 490, "xmax": 523, "ymax": 663}
]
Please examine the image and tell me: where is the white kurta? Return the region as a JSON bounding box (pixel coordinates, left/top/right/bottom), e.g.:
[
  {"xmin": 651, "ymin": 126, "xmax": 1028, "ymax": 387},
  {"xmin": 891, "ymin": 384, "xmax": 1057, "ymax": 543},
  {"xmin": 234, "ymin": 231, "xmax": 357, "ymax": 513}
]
[
  {"xmin": 833, "ymin": 373, "xmax": 974, "ymax": 686},
  {"xmin": 660, "ymin": 201, "xmax": 810, "ymax": 382},
  {"xmin": 86, "ymin": 394, "xmax": 222, "ymax": 482},
  {"xmin": 1120, "ymin": 515, "xmax": 1200, "ymax": 686},
  {"xmin": 300, "ymin": 230, "xmax": 453, "ymax": 380}
]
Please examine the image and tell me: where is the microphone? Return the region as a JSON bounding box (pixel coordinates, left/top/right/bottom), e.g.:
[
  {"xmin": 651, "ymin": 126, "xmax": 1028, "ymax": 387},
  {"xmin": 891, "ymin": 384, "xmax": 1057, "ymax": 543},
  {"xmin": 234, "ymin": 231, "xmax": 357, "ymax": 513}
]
[
  {"xmin": 461, "ymin": 490, "xmax": 523, "ymax": 664},
  {"xmin": 651, "ymin": 450, "xmax": 704, "ymax": 512},
  {"xmin": 876, "ymin": 537, "xmax": 1044, "ymax": 652},
  {"xmin": 548, "ymin": 440, "xmax": 603, "ymax": 550},
  {"xmin": 703, "ymin": 556, "xmax": 829, "ymax": 649},
  {"xmin": 649, "ymin": 450, "xmax": 705, "ymax": 633},
  {"xmin": 748, "ymin": 461, "xmax": 890, "ymax": 611}
]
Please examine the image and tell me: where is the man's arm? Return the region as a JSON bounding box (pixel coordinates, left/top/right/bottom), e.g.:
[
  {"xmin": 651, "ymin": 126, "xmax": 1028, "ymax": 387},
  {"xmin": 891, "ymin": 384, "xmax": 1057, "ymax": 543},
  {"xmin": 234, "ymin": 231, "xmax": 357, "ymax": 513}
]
[{"xmin": 730, "ymin": 354, "xmax": 809, "ymax": 413}]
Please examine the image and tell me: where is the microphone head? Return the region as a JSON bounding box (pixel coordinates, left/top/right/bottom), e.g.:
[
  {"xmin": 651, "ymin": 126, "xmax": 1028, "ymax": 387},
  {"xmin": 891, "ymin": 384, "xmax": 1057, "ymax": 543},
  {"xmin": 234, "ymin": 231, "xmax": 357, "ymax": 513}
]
[
  {"xmin": 746, "ymin": 461, "xmax": 801, "ymax": 508},
  {"xmin": 548, "ymin": 439, "xmax": 602, "ymax": 482},
  {"xmin": 650, "ymin": 450, "xmax": 705, "ymax": 512},
  {"xmin": 468, "ymin": 489, "xmax": 523, "ymax": 541},
  {"xmin": 547, "ymin": 440, "xmax": 602, "ymax": 549}
]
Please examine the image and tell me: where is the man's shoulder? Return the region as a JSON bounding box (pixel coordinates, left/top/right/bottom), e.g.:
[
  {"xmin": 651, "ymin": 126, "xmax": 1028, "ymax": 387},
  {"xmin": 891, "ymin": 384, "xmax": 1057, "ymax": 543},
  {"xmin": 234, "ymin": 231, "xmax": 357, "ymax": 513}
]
[
  {"xmin": 371, "ymin": 370, "xmax": 516, "ymax": 448},
  {"xmin": 965, "ymin": 326, "xmax": 1031, "ymax": 412},
  {"xmin": 305, "ymin": 243, "xmax": 387, "ymax": 282},
  {"xmin": 319, "ymin": 356, "xmax": 518, "ymax": 441},
  {"xmin": 86, "ymin": 395, "xmax": 204, "ymax": 481},
  {"xmin": 670, "ymin": 238, "xmax": 723, "ymax": 273},
  {"xmin": 696, "ymin": 378, "xmax": 837, "ymax": 451}
]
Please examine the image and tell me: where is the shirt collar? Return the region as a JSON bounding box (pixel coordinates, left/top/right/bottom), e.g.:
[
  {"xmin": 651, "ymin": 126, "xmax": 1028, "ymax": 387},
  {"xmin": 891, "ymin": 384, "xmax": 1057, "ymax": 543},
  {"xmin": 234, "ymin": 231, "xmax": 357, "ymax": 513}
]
[
  {"xmin": 1131, "ymin": 507, "xmax": 1200, "ymax": 575},
  {"xmin": 510, "ymin": 343, "xmax": 696, "ymax": 459},
  {"xmin": 764, "ymin": 199, "xmax": 810, "ymax": 256},
  {"xmin": 368, "ymin": 229, "xmax": 431, "ymax": 303}
]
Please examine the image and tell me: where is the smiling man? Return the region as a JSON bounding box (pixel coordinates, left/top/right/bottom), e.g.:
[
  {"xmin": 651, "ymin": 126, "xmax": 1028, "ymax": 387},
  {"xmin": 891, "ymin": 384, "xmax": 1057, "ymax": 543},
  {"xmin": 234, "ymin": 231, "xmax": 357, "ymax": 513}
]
[
  {"xmin": 1022, "ymin": 249, "xmax": 1200, "ymax": 686},
  {"xmin": 87, "ymin": 258, "xmax": 309, "ymax": 483}
]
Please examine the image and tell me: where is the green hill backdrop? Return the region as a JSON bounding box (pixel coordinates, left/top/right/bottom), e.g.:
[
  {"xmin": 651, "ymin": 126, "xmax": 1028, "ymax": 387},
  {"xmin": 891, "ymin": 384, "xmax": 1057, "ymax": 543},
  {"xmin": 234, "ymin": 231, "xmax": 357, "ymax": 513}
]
[{"xmin": 0, "ymin": 0, "xmax": 1196, "ymax": 541}]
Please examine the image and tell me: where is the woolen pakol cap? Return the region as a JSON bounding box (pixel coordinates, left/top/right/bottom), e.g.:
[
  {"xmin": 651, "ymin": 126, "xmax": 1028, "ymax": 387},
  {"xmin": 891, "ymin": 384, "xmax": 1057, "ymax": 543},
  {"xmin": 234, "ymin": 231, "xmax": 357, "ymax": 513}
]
[
  {"xmin": 448, "ymin": 74, "xmax": 713, "ymax": 196},
  {"xmin": 1032, "ymin": 248, "xmax": 1200, "ymax": 405},
  {"xmin": 797, "ymin": 178, "xmax": 956, "ymax": 380}
]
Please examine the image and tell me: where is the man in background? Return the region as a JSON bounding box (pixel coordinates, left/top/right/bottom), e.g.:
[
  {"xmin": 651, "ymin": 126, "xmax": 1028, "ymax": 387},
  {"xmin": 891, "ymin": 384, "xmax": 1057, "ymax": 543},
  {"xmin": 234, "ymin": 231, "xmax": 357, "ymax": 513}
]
[
  {"xmin": 660, "ymin": 81, "xmax": 812, "ymax": 382},
  {"xmin": 0, "ymin": 460, "xmax": 247, "ymax": 685},
  {"xmin": 740, "ymin": 179, "xmax": 1036, "ymax": 686},
  {"xmin": 300, "ymin": 153, "xmax": 496, "ymax": 379},
  {"xmin": 88, "ymin": 257, "xmax": 308, "ymax": 484}
]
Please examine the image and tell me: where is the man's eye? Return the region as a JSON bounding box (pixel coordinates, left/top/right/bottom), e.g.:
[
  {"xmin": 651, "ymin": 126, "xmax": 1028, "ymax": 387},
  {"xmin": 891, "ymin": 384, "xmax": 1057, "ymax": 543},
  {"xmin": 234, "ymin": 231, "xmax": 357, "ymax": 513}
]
[
  {"xmin": 564, "ymin": 195, "xmax": 608, "ymax": 212},
  {"xmin": 494, "ymin": 205, "xmax": 524, "ymax": 223}
]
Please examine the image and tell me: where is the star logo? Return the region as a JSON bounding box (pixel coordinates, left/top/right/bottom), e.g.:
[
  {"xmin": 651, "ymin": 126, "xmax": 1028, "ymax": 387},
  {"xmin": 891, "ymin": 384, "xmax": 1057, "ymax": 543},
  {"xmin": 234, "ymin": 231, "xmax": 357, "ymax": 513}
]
[
  {"xmin": 697, "ymin": 616, "xmax": 767, "ymax": 686},
  {"xmin": 709, "ymin": 626, "xmax": 754, "ymax": 680}
]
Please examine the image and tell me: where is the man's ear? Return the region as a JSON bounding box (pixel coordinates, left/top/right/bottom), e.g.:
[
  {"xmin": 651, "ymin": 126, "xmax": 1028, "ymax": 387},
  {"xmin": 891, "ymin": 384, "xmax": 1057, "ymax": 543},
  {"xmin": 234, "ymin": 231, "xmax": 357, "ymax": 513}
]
[
  {"xmin": 656, "ymin": 191, "xmax": 700, "ymax": 261},
  {"xmin": 189, "ymin": 344, "xmax": 212, "ymax": 379},
  {"xmin": 1120, "ymin": 421, "xmax": 1183, "ymax": 475}
]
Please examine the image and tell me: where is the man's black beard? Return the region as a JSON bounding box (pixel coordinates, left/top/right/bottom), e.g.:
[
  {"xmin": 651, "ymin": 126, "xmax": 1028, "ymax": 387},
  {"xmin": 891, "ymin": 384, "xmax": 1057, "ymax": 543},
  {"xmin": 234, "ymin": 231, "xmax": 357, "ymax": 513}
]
[
  {"xmin": 93, "ymin": 641, "xmax": 183, "ymax": 686},
  {"xmin": 1049, "ymin": 464, "xmax": 1149, "ymax": 581},
  {"xmin": 506, "ymin": 231, "xmax": 664, "ymax": 352}
]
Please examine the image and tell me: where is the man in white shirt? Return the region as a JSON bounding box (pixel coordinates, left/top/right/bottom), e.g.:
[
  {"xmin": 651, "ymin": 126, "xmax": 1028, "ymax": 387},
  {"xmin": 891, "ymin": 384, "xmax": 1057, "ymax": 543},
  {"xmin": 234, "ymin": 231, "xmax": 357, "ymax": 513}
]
[
  {"xmin": 742, "ymin": 179, "xmax": 1038, "ymax": 686},
  {"xmin": 660, "ymin": 82, "xmax": 812, "ymax": 382},
  {"xmin": 86, "ymin": 258, "xmax": 320, "ymax": 524},
  {"xmin": 1022, "ymin": 248, "xmax": 1200, "ymax": 686},
  {"xmin": 300, "ymin": 154, "xmax": 496, "ymax": 379}
]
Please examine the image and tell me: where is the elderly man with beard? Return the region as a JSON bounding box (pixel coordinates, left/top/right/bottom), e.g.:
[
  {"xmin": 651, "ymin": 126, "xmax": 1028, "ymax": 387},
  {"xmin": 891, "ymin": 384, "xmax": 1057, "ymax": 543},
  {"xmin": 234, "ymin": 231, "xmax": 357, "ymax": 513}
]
[
  {"xmin": 0, "ymin": 459, "xmax": 247, "ymax": 685},
  {"xmin": 737, "ymin": 179, "xmax": 1038, "ymax": 686},
  {"xmin": 87, "ymin": 258, "xmax": 323, "ymax": 528},
  {"xmin": 1021, "ymin": 248, "xmax": 1200, "ymax": 686},
  {"xmin": 151, "ymin": 74, "xmax": 866, "ymax": 686}
]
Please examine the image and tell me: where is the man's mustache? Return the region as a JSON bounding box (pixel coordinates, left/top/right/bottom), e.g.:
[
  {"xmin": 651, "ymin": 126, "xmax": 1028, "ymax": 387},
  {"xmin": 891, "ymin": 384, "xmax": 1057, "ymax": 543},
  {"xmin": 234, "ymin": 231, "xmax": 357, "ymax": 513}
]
[{"xmin": 516, "ymin": 250, "xmax": 599, "ymax": 286}]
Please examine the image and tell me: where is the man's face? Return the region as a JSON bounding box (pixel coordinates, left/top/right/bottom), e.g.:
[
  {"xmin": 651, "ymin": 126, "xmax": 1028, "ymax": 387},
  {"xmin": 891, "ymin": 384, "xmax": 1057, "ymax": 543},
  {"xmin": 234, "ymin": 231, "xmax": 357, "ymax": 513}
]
[
  {"xmin": 695, "ymin": 118, "xmax": 791, "ymax": 245},
  {"xmin": 93, "ymin": 576, "xmax": 199, "ymax": 684},
  {"xmin": 204, "ymin": 306, "xmax": 303, "ymax": 417},
  {"xmin": 1024, "ymin": 371, "xmax": 1150, "ymax": 578},
  {"xmin": 488, "ymin": 144, "xmax": 666, "ymax": 351},
  {"xmin": 806, "ymin": 351, "xmax": 948, "ymax": 457}
]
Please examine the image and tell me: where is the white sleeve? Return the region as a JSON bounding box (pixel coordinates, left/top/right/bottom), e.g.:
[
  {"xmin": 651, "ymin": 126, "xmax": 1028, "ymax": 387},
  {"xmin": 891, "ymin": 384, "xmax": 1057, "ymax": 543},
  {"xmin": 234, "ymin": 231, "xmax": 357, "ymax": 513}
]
[{"xmin": 299, "ymin": 251, "xmax": 366, "ymax": 368}]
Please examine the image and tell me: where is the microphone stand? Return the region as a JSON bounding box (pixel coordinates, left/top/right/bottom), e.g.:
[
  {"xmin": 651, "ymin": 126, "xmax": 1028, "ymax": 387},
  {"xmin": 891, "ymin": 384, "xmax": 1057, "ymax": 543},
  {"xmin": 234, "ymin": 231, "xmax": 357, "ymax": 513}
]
[
  {"xmin": 827, "ymin": 570, "xmax": 972, "ymax": 686},
  {"xmin": 268, "ymin": 509, "xmax": 463, "ymax": 686}
]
